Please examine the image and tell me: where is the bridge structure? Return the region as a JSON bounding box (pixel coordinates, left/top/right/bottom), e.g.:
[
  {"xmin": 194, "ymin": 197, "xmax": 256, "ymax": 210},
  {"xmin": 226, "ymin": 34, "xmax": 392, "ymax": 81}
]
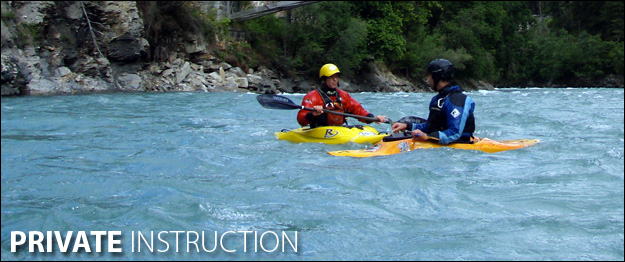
[
  {"xmin": 206, "ymin": 1, "xmax": 320, "ymax": 41},
  {"xmin": 209, "ymin": 1, "xmax": 321, "ymax": 22},
  {"xmin": 227, "ymin": 1, "xmax": 320, "ymax": 22}
]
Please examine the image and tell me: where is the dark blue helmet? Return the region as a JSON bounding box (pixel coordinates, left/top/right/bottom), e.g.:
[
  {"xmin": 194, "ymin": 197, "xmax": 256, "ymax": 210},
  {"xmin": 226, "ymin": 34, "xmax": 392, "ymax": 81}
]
[{"xmin": 427, "ymin": 59, "xmax": 454, "ymax": 82}]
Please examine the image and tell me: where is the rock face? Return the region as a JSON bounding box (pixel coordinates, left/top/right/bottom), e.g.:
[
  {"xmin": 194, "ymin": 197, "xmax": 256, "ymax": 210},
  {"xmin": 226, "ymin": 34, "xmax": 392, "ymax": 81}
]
[
  {"xmin": 1, "ymin": 1, "xmax": 300, "ymax": 96},
  {"xmin": 349, "ymin": 61, "xmax": 427, "ymax": 93},
  {"xmin": 1, "ymin": 55, "xmax": 23, "ymax": 95}
]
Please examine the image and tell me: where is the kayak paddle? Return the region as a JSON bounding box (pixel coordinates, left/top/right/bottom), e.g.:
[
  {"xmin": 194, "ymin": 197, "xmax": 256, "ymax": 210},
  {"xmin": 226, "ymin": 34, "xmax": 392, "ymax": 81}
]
[
  {"xmin": 256, "ymin": 94, "xmax": 391, "ymax": 124},
  {"xmin": 382, "ymin": 132, "xmax": 440, "ymax": 142}
]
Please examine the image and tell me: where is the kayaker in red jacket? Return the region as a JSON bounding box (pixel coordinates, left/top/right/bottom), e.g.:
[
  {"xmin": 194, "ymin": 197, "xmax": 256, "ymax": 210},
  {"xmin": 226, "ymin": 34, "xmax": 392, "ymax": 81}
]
[{"xmin": 297, "ymin": 64, "xmax": 388, "ymax": 128}]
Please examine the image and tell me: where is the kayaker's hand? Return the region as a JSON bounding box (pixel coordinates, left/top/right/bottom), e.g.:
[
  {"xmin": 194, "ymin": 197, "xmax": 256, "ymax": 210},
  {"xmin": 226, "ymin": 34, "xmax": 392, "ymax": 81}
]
[
  {"xmin": 392, "ymin": 122, "xmax": 407, "ymax": 133},
  {"xmin": 411, "ymin": 130, "xmax": 428, "ymax": 141},
  {"xmin": 375, "ymin": 115, "xmax": 388, "ymax": 124},
  {"xmin": 312, "ymin": 105, "xmax": 324, "ymax": 116}
]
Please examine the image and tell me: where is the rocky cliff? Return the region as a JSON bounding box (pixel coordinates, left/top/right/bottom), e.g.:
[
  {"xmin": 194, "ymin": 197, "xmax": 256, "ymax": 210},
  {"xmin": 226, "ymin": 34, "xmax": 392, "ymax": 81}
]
[{"xmin": 1, "ymin": 1, "xmax": 296, "ymax": 96}]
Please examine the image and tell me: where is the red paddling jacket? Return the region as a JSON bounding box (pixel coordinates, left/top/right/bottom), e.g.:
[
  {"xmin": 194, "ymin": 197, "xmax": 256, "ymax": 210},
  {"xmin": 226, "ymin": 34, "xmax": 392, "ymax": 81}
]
[{"xmin": 297, "ymin": 88, "xmax": 374, "ymax": 127}]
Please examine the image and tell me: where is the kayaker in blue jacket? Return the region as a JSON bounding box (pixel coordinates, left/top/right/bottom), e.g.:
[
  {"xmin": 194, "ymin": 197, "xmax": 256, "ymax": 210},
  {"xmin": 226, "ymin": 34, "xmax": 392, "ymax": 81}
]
[{"xmin": 391, "ymin": 59, "xmax": 476, "ymax": 144}]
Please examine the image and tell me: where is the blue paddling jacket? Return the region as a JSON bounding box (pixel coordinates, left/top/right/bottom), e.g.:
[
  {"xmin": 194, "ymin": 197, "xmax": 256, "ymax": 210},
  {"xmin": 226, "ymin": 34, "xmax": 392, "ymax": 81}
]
[{"xmin": 408, "ymin": 84, "xmax": 475, "ymax": 144}]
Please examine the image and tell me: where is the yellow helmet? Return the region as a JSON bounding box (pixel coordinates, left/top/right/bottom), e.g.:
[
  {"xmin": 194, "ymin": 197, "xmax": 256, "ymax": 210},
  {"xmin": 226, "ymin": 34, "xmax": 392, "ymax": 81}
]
[{"xmin": 319, "ymin": 64, "xmax": 340, "ymax": 78}]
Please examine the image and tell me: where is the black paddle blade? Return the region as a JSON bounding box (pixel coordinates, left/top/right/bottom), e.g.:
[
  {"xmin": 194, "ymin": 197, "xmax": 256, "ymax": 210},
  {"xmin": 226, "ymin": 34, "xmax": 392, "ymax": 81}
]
[
  {"xmin": 256, "ymin": 94, "xmax": 301, "ymax": 110},
  {"xmin": 397, "ymin": 116, "xmax": 427, "ymax": 124}
]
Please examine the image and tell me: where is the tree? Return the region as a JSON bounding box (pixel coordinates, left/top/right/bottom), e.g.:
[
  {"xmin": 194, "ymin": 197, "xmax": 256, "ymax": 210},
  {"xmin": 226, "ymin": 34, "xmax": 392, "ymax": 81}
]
[{"xmin": 231, "ymin": 1, "xmax": 623, "ymax": 87}]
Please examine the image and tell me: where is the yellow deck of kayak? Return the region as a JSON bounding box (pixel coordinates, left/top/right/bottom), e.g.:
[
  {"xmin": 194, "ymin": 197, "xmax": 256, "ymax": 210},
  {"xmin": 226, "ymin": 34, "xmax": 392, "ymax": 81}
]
[
  {"xmin": 275, "ymin": 126, "xmax": 387, "ymax": 144},
  {"xmin": 327, "ymin": 137, "xmax": 540, "ymax": 157}
]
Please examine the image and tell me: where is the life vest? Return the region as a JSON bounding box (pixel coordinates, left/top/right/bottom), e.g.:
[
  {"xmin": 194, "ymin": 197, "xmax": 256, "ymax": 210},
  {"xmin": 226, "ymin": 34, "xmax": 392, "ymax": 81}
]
[
  {"xmin": 426, "ymin": 85, "xmax": 475, "ymax": 143},
  {"xmin": 316, "ymin": 88, "xmax": 347, "ymax": 126},
  {"xmin": 297, "ymin": 87, "xmax": 372, "ymax": 127}
]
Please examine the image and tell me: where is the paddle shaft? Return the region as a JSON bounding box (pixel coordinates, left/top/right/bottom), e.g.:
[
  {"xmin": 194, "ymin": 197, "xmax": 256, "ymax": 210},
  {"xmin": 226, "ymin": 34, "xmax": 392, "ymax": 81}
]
[
  {"xmin": 256, "ymin": 94, "xmax": 390, "ymax": 123},
  {"xmin": 300, "ymin": 106, "xmax": 381, "ymax": 123}
]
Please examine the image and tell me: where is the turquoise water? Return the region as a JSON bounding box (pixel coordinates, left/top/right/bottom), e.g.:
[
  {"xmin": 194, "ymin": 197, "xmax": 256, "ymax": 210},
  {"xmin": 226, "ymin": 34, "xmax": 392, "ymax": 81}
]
[{"xmin": 1, "ymin": 88, "xmax": 623, "ymax": 260}]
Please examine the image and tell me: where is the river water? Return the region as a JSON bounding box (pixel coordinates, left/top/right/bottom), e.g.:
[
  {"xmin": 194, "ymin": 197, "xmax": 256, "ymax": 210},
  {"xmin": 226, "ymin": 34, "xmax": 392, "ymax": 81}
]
[{"xmin": 1, "ymin": 88, "xmax": 623, "ymax": 260}]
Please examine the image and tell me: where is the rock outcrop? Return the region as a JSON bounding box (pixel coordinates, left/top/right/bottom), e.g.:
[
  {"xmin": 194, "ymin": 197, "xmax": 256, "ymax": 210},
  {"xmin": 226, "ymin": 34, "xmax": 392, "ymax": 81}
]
[
  {"xmin": 1, "ymin": 1, "xmax": 295, "ymax": 96},
  {"xmin": 349, "ymin": 61, "xmax": 427, "ymax": 93}
]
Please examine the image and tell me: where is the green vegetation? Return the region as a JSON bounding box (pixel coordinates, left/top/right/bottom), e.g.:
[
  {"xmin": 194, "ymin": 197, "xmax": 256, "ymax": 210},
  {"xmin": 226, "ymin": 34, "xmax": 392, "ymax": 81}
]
[
  {"xmin": 232, "ymin": 1, "xmax": 623, "ymax": 87},
  {"xmin": 132, "ymin": 1, "xmax": 623, "ymax": 87},
  {"xmin": 1, "ymin": 10, "xmax": 16, "ymax": 21},
  {"xmin": 136, "ymin": 2, "xmax": 231, "ymax": 62},
  {"xmin": 15, "ymin": 23, "xmax": 44, "ymax": 48}
]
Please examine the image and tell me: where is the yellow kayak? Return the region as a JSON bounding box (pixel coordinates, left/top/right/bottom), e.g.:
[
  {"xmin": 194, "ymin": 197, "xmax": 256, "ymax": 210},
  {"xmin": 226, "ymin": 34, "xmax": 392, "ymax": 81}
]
[
  {"xmin": 328, "ymin": 137, "xmax": 540, "ymax": 157},
  {"xmin": 275, "ymin": 125, "xmax": 387, "ymax": 144}
]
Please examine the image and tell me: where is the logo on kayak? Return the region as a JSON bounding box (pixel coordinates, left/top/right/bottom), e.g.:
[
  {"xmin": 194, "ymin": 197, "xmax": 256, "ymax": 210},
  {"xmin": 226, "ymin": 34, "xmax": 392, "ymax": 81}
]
[
  {"xmin": 324, "ymin": 129, "xmax": 339, "ymax": 138},
  {"xmin": 398, "ymin": 141, "xmax": 411, "ymax": 152},
  {"xmin": 358, "ymin": 131, "xmax": 376, "ymax": 136}
]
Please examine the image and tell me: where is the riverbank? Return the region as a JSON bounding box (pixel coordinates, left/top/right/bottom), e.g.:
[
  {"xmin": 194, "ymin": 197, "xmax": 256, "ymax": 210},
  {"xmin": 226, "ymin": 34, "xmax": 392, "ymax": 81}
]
[
  {"xmin": 1, "ymin": 2, "xmax": 622, "ymax": 97},
  {"xmin": 0, "ymin": 1, "xmax": 434, "ymax": 96}
]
